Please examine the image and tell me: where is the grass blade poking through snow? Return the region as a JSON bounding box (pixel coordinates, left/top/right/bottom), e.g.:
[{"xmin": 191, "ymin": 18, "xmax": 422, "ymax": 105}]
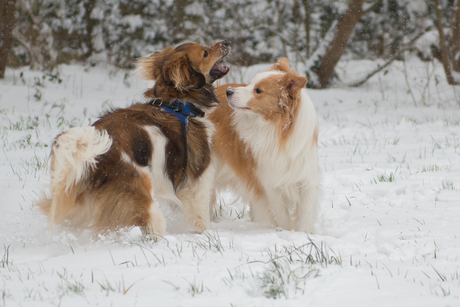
[
  {"xmin": 1, "ymin": 245, "xmax": 11, "ymax": 269},
  {"xmin": 259, "ymin": 238, "xmax": 342, "ymax": 299},
  {"xmin": 225, "ymin": 237, "xmax": 342, "ymax": 299}
]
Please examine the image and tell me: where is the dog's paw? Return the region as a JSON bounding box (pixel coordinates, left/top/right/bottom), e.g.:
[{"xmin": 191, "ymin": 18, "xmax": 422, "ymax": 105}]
[
  {"xmin": 141, "ymin": 224, "xmax": 165, "ymax": 242},
  {"xmin": 143, "ymin": 204, "xmax": 166, "ymax": 241},
  {"xmin": 191, "ymin": 219, "xmax": 210, "ymax": 234},
  {"xmin": 141, "ymin": 230, "xmax": 163, "ymax": 242}
]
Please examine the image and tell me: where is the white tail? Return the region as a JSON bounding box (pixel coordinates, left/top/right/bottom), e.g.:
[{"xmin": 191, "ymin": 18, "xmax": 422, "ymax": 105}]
[{"xmin": 48, "ymin": 126, "xmax": 112, "ymax": 225}]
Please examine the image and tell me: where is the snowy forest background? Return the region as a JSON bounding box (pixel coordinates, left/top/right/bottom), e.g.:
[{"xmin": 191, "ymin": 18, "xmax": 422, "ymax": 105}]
[
  {"xmin": 1, "ymin": 0, "xmax": 460, "ymax": 88},
  {"xmin": 3, "ymin": 1, "xmax": 460, "ymax": 306}
]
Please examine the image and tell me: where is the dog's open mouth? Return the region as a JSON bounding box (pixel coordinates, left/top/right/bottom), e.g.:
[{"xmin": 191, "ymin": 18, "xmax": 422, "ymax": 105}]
[{"xmin": 209, "ymin": 63, "xmax": 229, "ymax": 83}]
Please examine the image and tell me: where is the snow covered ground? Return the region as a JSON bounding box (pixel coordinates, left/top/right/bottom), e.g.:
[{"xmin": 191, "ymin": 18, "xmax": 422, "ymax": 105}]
[{"xmin": 1, "ymin": 58, "xmax": 460, "ymax": 306}]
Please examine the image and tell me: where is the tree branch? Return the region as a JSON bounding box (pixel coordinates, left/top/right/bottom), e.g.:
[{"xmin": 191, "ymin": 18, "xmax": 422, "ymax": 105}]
[
  {"xmin": 11, "ymin": 28, "xmax": 40, "ymax": 69},
  {"xmin": 350, "ymin": 28, "xmax": 429, "ymax": 87},
  {"xmin": 363, "ymin": 0, "xmax": 383, "ymax": 15},
  {"xmin": 253, "ymin": 25, "xmax": 299, "ymax": 49}
]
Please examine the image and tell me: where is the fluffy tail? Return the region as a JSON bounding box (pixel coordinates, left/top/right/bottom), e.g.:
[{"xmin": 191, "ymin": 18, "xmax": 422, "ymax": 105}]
[{"xmin": 44, "ymin": 126, "xmax": 112, "ymax": 227}]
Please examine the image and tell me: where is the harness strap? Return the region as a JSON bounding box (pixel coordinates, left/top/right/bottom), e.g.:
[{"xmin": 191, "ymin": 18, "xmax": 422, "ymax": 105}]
[
  {"xmin": 182, "ymin": 116, "xmax": 190, "ymax": 174},
  {"xmin": 148, "ymin": 99, "xmax": 204, "ymax": 178}
]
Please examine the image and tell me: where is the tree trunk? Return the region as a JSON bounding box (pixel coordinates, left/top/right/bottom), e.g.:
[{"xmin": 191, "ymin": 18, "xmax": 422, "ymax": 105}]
[
  {"xmin": 434, "ymin": 0, "xmax": 459, "ymax": 85},
  {"xmin": 83, "ymin": 0, "xmax": 97, "ymax": 59},
  {"xmin": 314, "ymin": 0, "xmax": 383, "ymax": 88},
  {"xmin": 451, "ymin": 0, "xmax": 460, "ymax": 72},
  {"xmin": 316, "ymin": 0, "xmax": 366, "ymax": 88},
  {"xmin": 173, "ymin": 0, "xmax": 190, "ymax": 41},
  {"xmin": 302, "ymin": 0, "xmax": 310, "ymax": 58},
  {"xmin": 0, "ymin": 0, "xmax": 16, "ymax": 79}
]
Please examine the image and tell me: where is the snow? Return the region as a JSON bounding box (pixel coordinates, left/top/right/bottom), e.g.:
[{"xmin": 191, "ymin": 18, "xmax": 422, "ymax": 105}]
[
  {"xmin": 415, "ymin": 30, "xmax": 441, "ymax": 55},
  {"xmin": 185, "ymin": 2, "xmax": 205, "ymax": 16},
  {"xmin": 1, "ymin": 58, "xmax": 460, "ymax": 306},
  {"xmin": 405, "ymin": 0, "xmax": 428, "ymax": 14},
  {"xmin": 121, "ymin": 15, "xmax": 144, "ymax": 30}
]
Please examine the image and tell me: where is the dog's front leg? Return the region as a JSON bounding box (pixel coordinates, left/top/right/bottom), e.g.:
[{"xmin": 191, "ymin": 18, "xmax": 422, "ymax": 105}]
[
  {"xmin": 176, "ymin": 165, "xmax": 215, "ymax": 233},
  {"xmin": 296, "ymin": 179, "xmax": 322, "ymax": 233}
]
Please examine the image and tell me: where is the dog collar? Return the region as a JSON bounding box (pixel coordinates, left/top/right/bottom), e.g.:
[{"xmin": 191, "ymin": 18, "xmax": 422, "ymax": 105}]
[{"xmin": 149, "ymin": 99, "xmax": 204, "ymax": 124}]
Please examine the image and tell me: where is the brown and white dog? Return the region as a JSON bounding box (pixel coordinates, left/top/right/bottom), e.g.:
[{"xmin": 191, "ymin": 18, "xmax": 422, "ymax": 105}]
[
  {"xmin": 37, "ymin": 41, "xmax": 231, "ymax": 239},
  {"xmin": 210, "ymin": 58, "xmax": 321, "ymax": 232}
]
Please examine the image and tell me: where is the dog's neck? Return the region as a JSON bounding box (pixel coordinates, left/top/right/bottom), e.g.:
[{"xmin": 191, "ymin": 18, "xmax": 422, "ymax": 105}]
[
  {"xmin": 148, "ymin": 99, "xmax": 205, "ymax": 120},
  {"xmin": 144, "ymin": 81, "xmax": 219, "ymax": 113}
]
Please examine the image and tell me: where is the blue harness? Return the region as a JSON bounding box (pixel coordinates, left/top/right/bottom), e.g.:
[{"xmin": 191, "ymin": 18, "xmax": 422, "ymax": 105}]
[{"xmin": 149, "ymin": 99, "xmax": 205, "ymax": 175}]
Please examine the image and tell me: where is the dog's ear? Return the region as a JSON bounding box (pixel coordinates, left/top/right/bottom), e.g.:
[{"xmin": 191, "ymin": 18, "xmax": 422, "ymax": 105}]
[
  {"xmin": 278, "ymin": 74, "xmax": 308, "ymax": 117},
  {"xmin": 269, "ymin": 58, "xmax": 302, "ymax": 77},
  {"xmin": 283, "ymin": 74, "xmax": 308, "ymax": 97},
  {"xmin": 136, "ymin": 46, "xmax": 175, "ymax": 81},
  {"xmin": 268, "ymin": 58, "xmax": 292, "ymax": 73},
  {"xmin": 162, "ymin": 52, "xmax": 206, "ymax": 91}
]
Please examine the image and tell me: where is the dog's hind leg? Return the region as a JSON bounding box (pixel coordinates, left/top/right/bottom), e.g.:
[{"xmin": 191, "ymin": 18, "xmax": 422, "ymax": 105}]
[
  {"xmin": 209, "ymin": 189, "xmax": 219, "ymax": 221},
  {"xmin": 94, "ymin": 168, "xmax": 166, "ymax": 240},
  {"xmin": 39, "ymin": 126, "xmax": 112, "ymax": 227},
  {"xmin": 144, "ymin": 202, "xmax": 166, "ymax": 241}
]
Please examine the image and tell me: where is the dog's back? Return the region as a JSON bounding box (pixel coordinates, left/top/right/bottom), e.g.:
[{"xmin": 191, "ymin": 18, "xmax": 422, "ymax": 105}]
[{"xmin": 37, "ymin": 41, "xmax": 231, "ymax": 238}]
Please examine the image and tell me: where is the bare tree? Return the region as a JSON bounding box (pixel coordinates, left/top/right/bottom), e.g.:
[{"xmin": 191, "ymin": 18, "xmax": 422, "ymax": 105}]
[
  {"xmin": 434, "ymin": 0, "xmax": 459, "ymax": 85},
  {"xmin": 173, "ymin": 0, "xmax": 192, "ymax": 42},
  {"xmin": 302, "ymin": 0, "xmax": 311, "ymax": 58},
  {"xmin": 0, "ymin": 0, "xmax": 16, "ymax": 79},
  {"xmin": 450, "ymin": 0, "xmax": 460, "ymax": 72},
  {"xmin": 351, "ymin": 29, "xmax": 428, "ymax": 87},
  {"xmin": 11, "ymin": 0, "xmax": 57, "ymax": 70},
  {"xmin": 82, "ymin": 0, "xmax": 98, "ymax": 59},
  {"xmin": 315, "ymin": 0, "xmax": 382, "ymax": 88}
]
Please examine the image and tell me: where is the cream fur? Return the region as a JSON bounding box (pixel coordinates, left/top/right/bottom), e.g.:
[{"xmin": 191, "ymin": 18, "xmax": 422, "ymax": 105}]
[
  {"xmin": 48, "ymin": 126, "xmax": 112, "ymax": 226},
  {"xmin": 51, "ymin": 126, "xmax": 112, "ymax": 192},
  {"xmin": 142, "ymin": 118, "xmax": 215, "ymax": 234},
  {"xmin": 142, "ymin": 126, "xmax": 182, "ymax": 208}
]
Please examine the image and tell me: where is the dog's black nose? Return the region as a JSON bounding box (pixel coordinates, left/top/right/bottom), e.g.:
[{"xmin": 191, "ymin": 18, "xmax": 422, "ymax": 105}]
[
  {"xmin": 226, "ymin": 86, "xmax": 234, "ymax": 97},
  {"xmin": 222, "ymin": 40, "xmax": 231, "ymax": 47}
]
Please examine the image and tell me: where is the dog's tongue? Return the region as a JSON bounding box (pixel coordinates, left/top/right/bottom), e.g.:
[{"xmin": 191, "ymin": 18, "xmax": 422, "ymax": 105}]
[{"xmin": 211, "ymin": 63, "xmax": 229, "ymax": 75}]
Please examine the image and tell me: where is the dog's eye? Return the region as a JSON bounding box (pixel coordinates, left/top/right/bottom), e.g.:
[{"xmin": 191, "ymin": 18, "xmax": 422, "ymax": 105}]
[
  {"xmin": 255, "ymin": 88, "xmax": 263, "ymax": 94},
  {"xmin": 203, "ymin": 50, "xmax": 208, "ymax": 58}
]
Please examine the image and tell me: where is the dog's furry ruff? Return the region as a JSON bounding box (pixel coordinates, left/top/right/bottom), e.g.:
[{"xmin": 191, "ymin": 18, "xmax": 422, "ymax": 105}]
[{"xmin": 210, "ymin": 58, "xmax": 321, "ymax": 232}]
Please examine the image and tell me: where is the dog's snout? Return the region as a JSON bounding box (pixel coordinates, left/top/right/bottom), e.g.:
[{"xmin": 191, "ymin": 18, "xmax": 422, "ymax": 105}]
[
  {"xmin": 226, "ymin": 87, "xmax": 234, "ymax": 97},
  {"xmin": 221, "ymin": 40, "xmax": 231, "ymax": 47}
]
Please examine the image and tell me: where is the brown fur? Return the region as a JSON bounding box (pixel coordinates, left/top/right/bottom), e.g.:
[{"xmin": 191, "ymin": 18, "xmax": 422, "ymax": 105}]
[
  {"xmin": 92, "ymin": 104, "xmax": 211, "ymax": 189},
  {"xmin": 38, "ymin": 41, "xmax": 230, "ymax": 235},
  {"xmin": 138, "ymin": 42, "xmax": 230, "ymax": 110},
  {"xmin": 210, "ymin": 84, "xmax": 265, "ymax": 197},
  {"xmin": 268, "ymin": 57, "xmax": 299, "ymax": 75},
  {"xmin": 209, "ymin": 58, "xmax": 308, "ymax": 201},
  {"xmin": 244, "ymin": 68, "xmax": 308, "ymax": 149}
]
